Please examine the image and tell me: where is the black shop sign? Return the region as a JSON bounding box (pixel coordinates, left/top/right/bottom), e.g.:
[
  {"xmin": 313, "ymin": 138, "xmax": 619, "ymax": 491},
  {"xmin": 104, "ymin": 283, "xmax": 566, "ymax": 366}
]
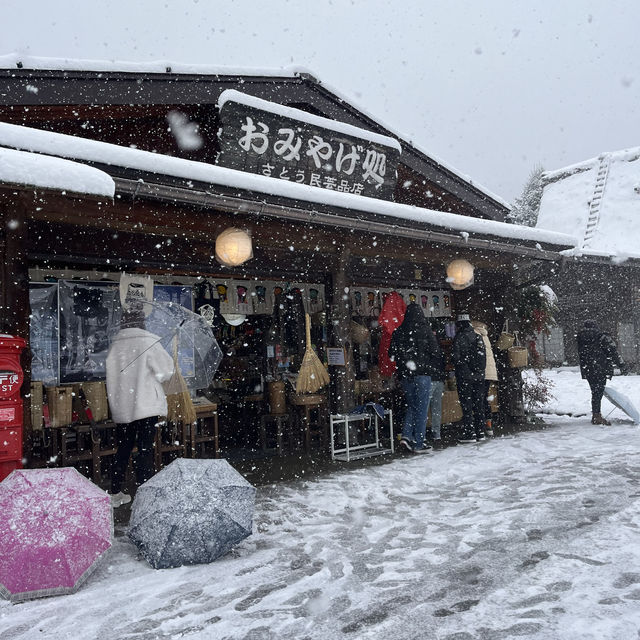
[{"xmin": 216, "ymin": 93, "xmax": 401, "ymax": 201}]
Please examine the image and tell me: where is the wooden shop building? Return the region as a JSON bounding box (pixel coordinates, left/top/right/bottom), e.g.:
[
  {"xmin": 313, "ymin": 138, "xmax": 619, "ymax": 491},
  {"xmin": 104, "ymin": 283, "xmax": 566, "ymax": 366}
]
[{"xmin": 0, "ymin": 59, "xmax": 575, "ymax": 480}]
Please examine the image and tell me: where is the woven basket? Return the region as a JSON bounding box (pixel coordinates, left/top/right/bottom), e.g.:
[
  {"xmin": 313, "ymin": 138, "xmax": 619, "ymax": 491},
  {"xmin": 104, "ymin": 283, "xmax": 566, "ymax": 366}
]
[
  {"xmin": 496, "ymin": 332, "xmax": 515, "ymax": 351},
  {"xmin": 46, "ymin": 386, "xmax": 73, "ymax": 427},
  {"xmin": 508, "ymin": 346, "xmax": 528, "ymax": 368}
]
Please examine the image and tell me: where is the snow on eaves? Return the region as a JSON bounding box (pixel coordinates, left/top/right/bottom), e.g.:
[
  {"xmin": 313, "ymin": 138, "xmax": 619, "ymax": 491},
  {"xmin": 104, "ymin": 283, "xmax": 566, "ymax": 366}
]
[
  {"xmin": 543, "ymin": 146, "xmax": 640, "ymax": 184},
  {"xmin": 1, "ymin": 53, "xmax": 509, "ymax": 211},
  {"xmin": 0, "ymin": 146, "xmax": 115, "ymax": 197},
  {"xmin": 0, "ymin": 52, "xmax": 299, "ymax": 78},
  {"xmin": 0, "ymin": 122, "xmax": 574, "ymax": 248},
  {"xmin": 218, "ymin": 90, "xmax": 402, "ymax": 152}
]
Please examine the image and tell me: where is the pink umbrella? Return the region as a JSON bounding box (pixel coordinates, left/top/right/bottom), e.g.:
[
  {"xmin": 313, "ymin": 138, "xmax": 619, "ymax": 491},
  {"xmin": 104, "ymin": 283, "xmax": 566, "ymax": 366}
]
[{"xmin": 0, "ymin": 468, "xmax": 113, "ymax": 602}]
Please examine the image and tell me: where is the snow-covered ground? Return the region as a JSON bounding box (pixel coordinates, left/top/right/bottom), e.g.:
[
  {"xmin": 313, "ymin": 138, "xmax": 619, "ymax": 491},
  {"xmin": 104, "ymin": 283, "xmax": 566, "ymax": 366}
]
[
  {"xmin": 525, "ymin": 366, "xmax": 640, "ymax": 420},
  {"xmin": 3, "ymin": 369, "xmax": 640, "ymax": 639}
]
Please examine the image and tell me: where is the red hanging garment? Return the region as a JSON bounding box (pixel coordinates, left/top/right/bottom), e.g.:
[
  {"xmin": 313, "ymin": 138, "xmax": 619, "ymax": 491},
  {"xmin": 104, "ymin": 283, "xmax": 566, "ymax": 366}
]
[{"xmin": 377, "ymin": 291, "xmax": 407, "ymax": 377}]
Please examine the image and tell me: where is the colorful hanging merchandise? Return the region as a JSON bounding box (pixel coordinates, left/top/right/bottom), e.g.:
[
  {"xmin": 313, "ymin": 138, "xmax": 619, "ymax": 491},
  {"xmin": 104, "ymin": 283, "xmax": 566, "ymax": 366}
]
[{"xmin": 377, "ymin": 291, "xmax": 407, "ymax": 377}]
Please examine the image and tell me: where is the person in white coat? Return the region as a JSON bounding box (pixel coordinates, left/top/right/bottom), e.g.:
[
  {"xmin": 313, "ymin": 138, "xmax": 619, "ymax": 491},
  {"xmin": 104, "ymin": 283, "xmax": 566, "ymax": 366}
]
[
  {"xmin": 106, "ymin": 306, "xmax": 174, "ymax": 507},
  {"xmin": 472, "ymin": 321, "xmax": 498, "ymax": 437}
]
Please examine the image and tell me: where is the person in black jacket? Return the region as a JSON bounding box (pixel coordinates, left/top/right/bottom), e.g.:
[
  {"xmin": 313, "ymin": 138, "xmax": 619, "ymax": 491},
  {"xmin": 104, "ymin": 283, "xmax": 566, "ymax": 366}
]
[
  {"xmin": 452, "ymin": 313, "xmax": 486, "ymax": 443},
  {"xmin": 389, "ymin": 302, "xmax": 440, "ymax": 454},
  {"xmin": 577, "ymin": 320, "xmax": 626, "ymax": 425}
]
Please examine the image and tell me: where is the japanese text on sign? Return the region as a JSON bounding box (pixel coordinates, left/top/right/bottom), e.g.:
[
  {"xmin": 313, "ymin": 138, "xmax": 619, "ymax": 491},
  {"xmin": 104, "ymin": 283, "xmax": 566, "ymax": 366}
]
[
  {"xmin": 217, "ymin": 99, "xmax": 400, "ymax": 201},
  {"xmin": 0, "ymin": 371, "xmax": 19, "ymax": 395}
]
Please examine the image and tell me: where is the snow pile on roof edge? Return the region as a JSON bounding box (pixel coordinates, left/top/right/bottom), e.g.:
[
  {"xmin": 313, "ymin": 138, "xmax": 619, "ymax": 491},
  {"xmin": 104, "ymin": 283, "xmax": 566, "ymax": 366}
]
[{"xmin": 0, "ymin": 122, "xmax": 574, "ymax": 248}]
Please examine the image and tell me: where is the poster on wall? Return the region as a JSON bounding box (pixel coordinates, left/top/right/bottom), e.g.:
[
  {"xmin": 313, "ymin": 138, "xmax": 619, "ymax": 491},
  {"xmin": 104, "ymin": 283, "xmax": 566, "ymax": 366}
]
[
  {"xmin": 250, "ymin": 281, "xmax": 271, "ymax": 315},
  {"xmin": 350, "ymin": 287, "xmax": 381, "ymax": 317},
  {"xmin": 29, "ymin": 283, "xmax": 59, "ymax": 385},
  {"xmin": 232, "ymin": 281, "xmax": 252, "ymax": 315},
  {"xmin": 58, "ymin": 280, "xmax": 121, "ymax": 383},
  {"xmin": 429, "ymin": 290, "xmax": 452, "ymax": 317},
  {"xmin": 149, "ymin": 285, "xmax": 195, "ymax": 381},
  {"xmin": 291, "ymin": 283, "xmax": 325, "ymax": 315},
  {"xmin": 212, "ymin": 280, "xmax": 234, "ymax": 315}
]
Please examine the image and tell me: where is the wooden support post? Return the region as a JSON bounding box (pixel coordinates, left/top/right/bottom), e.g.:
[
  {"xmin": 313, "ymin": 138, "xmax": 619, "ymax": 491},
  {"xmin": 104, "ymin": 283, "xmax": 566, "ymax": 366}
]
[
  {"xmin": 330, "ymin": 248, "xmax": 355, "ymax": 414},
  {"xmin": 0, "ymin": 192, "xmax": 33, "ymax": 462}
]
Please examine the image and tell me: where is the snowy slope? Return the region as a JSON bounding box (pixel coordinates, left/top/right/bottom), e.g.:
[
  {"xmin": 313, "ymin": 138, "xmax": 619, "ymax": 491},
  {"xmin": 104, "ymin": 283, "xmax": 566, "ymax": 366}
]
[{"xmin": 537, "ymin": 147, "xmax": 640, "ymax": 259}]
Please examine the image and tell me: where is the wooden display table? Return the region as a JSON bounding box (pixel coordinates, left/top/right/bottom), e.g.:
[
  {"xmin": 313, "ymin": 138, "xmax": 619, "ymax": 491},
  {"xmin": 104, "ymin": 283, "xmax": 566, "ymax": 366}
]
[
  {"xmin": 190, "ymin": 400, "xmax": 219, "ymax": 458},
  {"xmin": 51, "ymin": 421, "xmax": 118, "ymax": 484},
  {"xmin": 288, "ymin": 393, "xmax": 328, "ymax": 454},
  {"xmin": 154, "ymin": 421, "xmax": 189, "ymax": 472},
  {"xmin": 260, "ymin": 413, "xmax": 291, "ymax": 455}
]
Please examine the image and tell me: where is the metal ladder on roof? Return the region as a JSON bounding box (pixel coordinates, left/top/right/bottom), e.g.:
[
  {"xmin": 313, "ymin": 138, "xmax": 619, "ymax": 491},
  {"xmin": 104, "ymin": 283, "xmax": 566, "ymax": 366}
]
[{"xmin": 583, "ymin": 154, "xmax": 611, "ymax": 248}]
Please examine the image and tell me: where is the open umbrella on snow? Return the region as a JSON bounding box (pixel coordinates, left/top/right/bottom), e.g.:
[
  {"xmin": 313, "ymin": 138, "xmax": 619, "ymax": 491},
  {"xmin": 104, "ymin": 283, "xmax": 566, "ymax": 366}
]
[
  {"xmin": 0, "ymin": 468, "xmax": 112, "ymax": 602},
  {"xmin": 604, "ymin": 385, "xmax": 640, "ymax": 424},
  {"xmin": 127, "ymin": 458, "xmax": 255, "ymax": 569}
]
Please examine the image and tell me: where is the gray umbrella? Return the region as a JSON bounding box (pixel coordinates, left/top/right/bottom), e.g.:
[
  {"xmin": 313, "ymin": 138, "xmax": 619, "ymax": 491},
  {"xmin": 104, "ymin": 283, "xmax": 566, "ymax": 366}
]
[
  {"xmin": 604, "ymin": 385, "xmax": 640, "ymax": 424},
  {"xmin": 127, "ymin": 458, "xmax": 255, "ymax": 569}
]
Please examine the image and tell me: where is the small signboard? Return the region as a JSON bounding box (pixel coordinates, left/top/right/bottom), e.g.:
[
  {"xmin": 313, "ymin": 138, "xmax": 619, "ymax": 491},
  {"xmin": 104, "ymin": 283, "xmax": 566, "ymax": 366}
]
[
  {"xmin": 327, "ymin": 347, "xmax": 346, "ymax": 366},
  {"xmin": 0, "ymin": 407, "xmax": 15, "ymax": 422},
  {"xmin": 217, "ymin": 90, "xmax": 401, "ymax": 201}
]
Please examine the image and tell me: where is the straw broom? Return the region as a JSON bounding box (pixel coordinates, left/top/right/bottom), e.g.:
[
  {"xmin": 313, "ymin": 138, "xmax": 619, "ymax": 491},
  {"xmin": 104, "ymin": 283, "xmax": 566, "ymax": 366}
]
[
  {"xmin": 162, "ymin": 336, "xmax": 196, "ymax": 425},
  {"xmin": 296, "ymin": 313, "xmax": 330, "ymax": 394}
]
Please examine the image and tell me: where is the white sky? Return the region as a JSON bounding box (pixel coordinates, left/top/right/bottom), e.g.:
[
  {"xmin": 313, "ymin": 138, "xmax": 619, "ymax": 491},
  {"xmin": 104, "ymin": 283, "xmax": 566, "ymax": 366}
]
[{"xmin": 2, "ymin": 0, "xmax": 638, "ymax": 202}]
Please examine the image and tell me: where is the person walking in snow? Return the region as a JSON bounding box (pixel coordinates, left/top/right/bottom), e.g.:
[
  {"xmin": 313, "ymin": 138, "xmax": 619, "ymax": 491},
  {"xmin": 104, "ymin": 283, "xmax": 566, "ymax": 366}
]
[
  {"xmin": 472, "ymin": 320, "xmax": 498, "ymax": 437},
  {"xmin": 577, "ymin": 320, "xmax": 626, "ymax": 425},
  {"xmin": 452, "ymin": 313, "xmax": 486, "ymax": 443},
  {"xmin": 106, "ymin": 305, "xmax": 174, "ymax": 507},
  {"xmin": 389, "ymin": 302, "xmax": 440, "ymax": 454}
]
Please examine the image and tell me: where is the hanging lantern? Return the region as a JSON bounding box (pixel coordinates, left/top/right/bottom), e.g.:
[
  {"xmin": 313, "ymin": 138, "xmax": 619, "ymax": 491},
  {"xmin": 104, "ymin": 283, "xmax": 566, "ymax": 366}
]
[
  {"xmin": 215, "ymin": 228, "xmax": 253, "ymax": 267},
  {"xmin": 221, "ymin": 313, "xmax": 246, "ymax": 326},
  {"xmin": 446, "ymin": 259, "xmax": 474, "ymax": 290}
]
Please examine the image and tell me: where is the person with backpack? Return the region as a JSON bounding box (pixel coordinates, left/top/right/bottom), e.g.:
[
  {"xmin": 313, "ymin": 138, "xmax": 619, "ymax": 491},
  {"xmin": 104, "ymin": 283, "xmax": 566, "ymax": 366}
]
[
  {"xmin": 577, "ymin": 320, "xmax": 627, "ymax": 425},
  {"xmin": 452, "ymin": 313, "xmax": 487, "ymax": 443},
  {"xmin": 389, "ymin": 302, "xmax": 440, "ymax": 454}
]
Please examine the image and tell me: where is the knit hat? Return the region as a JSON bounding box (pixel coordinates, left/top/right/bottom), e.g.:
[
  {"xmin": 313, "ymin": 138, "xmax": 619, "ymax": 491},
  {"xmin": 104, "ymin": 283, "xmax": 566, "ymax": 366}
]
[{"xmin": 457, "ymin": 313, "xmax": 470, "ymax": 322}]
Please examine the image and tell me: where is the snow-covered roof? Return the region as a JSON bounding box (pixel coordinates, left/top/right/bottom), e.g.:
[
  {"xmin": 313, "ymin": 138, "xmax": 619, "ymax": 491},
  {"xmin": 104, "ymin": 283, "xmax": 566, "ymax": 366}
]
[
  {"xmin": 0, "ymin": 122, "xmax": 574, "ymax": 249},
  {"xmin": 1, "ymin": 53, "xmax": 509, "ymax": 211},
  {"xmin": 536, "ymin": 147, "xmax": 640, "ymax": 260},
  {"xmin": 0, "ymin": 52, "xmax": 301, "ymax": 78},
  {"xmin": 0, "ymin": 146, "xmax": 114, "ymax": 197},
  {"xmin": 218, "ymin": 90, "xmax": 402, "ymax": 152}
]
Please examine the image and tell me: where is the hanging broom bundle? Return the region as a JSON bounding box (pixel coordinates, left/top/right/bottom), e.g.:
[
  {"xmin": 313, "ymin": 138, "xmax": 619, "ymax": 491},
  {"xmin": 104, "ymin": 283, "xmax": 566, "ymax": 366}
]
[
  {"xmin": 162, "ymin": 337, "xmax": 196, "ymax": 425},
  {"xmin": 296, "ymin": 313, "xmax": 330, "ymax": 394}
]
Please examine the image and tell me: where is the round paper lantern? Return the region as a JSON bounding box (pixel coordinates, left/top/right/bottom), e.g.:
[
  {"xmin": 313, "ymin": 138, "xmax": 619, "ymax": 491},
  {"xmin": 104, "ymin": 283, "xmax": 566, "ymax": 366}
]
[
  {"xmin": 222, "ymin": 313, "xmax": 246, "ymax": 326},
  {"xmin": 446, "ymin": 259, "xmax": 474, "ymax": 290},
  {"xmin": 215, "ymin": 228, "xmax": 253, "ymax": 267}
]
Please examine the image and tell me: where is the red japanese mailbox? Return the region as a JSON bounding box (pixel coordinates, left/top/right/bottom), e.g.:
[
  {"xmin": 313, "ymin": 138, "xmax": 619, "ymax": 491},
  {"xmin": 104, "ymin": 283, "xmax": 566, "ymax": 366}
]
[{"xmin": 0, "ymin": 335, "xmax": 26, "ymax": 482}]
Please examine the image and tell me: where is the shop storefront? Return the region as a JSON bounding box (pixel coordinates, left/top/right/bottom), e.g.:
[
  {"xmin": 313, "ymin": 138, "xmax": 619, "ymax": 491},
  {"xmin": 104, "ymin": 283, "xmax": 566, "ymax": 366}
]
[{"xmin": 0, "ymin": 63, "xmax": 576, "ymax": 480}]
